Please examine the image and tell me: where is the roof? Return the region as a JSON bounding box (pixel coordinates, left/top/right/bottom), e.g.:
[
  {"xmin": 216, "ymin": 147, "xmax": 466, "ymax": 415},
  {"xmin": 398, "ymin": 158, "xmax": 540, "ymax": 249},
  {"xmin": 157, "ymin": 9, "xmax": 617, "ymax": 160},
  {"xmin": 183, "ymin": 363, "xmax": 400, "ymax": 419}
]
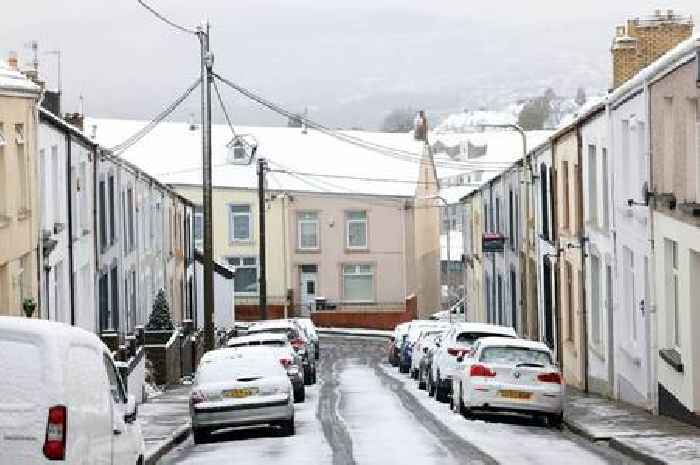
[
  {"xmin": 87, "ymin": 118, "xmax": 430, "ymax": 197},
  {"xmin": 39, "ymin": 107, "xmax": 97, "ymax": 147},
  {"xmin": 476, "ymin": 336, "xmax": 551, "ymax": 351},
  {"xmin": 194, "ymin": 250, "xmax": 235, "ymax": 279},
  {"xmin": 0, "ymin": 63, "xmax": 40, "ymax": 95}
]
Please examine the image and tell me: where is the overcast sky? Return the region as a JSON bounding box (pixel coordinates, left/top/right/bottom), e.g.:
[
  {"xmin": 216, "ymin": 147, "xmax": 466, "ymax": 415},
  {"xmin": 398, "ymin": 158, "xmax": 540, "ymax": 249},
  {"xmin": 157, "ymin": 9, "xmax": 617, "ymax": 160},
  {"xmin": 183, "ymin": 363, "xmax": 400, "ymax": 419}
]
[{"xmin": 2, "ymin": 0, "xmax": 699, "ymax": 129}]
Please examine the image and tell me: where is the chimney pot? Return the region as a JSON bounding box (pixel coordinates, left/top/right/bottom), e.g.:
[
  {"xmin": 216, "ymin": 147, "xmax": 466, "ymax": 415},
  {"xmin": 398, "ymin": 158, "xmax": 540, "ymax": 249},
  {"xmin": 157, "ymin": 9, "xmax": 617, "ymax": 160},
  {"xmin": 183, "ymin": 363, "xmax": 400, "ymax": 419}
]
[{"xmin": 7, "ymin": 51, "xmax": 18, "ymax": 70}]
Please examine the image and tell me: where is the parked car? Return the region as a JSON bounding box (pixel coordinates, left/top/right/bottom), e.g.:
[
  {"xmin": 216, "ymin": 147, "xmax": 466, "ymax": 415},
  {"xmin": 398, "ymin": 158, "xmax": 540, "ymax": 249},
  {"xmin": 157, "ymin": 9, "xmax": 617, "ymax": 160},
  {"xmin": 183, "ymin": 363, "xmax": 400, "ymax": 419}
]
[
  {"xmin": 410, "ymin": 324, "xmax": 450, "ymax": 379},
  {"xmin": 388, "ymin": 322, "xmax": 410, "ymax": 367},
  {"xmin": 227, "ymin": 333, "xmax": 305, "ymax": 403},
  {"xmin": 417, "ymin": 332, "xmax": 443, "ymax": 390},
  {"xmin": 429, "ymin": 297, "xmax": 466, "ymax": 321},
  {"xmin": 248, "ymin": 319, "xmax": 317, "ymax": 385},
  {"xmin": 450, "ymin": 337, "xmax": 563, "ymax": 427},
  {"xmin": 399, "ymin": 321, "xmax": 449, "ymax": 375},
  {"xmin": 430, "ymin": 323, "xmax": 517, "ymax": 402},
  {"xmin": 0, "ymin": 317, "xmax": 145, "ymax": 465},
  {"xmin": 295, "ymin": 318, "xmax": 320, "ymax": 360},
  {"xmin": 190, "ymin": 346, "xmax": 295, "ymax": 443}
]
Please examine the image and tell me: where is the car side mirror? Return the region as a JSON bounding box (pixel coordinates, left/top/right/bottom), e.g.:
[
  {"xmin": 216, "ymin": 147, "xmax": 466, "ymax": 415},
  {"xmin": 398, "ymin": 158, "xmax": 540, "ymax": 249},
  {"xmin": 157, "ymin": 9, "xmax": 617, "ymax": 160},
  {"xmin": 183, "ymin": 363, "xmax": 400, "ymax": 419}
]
[
  {"xmin": 389, "ymin": 336, "xmax": 395, "ymax": 342},
  {"xmin": 124, "ymin": 394, "xmax": 137, "ymax": 424}
]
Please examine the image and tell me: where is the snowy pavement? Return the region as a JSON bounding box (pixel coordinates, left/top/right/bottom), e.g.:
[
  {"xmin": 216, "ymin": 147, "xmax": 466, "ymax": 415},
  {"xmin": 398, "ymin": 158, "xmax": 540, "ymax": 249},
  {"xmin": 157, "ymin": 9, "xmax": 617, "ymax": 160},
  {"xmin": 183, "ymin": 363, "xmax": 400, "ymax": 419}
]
[{"xmin": 158, "ymin": 336, "xmax": 644, "ymax": 465}]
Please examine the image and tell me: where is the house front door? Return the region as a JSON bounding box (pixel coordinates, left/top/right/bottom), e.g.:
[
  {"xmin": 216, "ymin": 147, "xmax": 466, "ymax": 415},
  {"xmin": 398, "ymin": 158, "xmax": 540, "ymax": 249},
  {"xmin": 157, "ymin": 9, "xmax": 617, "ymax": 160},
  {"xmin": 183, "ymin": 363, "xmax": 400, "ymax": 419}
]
[{"xmin": 300, "ymin": 265, "xmax": 318, "ymax": 316}]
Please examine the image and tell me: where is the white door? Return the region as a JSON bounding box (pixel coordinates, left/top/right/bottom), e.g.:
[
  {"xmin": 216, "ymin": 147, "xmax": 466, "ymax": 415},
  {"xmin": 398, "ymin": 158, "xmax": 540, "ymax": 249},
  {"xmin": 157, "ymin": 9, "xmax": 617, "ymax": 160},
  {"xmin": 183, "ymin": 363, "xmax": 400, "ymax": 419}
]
[{"xmin": 300, "ymin": 271, "xmax": 317, "ymax": 316}]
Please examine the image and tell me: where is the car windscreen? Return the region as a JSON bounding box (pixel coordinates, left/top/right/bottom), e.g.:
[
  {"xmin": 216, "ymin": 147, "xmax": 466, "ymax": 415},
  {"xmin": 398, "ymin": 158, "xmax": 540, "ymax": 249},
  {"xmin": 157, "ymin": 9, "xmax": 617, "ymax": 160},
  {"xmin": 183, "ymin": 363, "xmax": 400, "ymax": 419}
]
[
  {"xmin": 456, "ymin": 331, "xmax": 514, "ymax": 346},
  {"xmin": 479, "ymin": 346, "xmax": 552, "ymax": 366},
  {"xmin": 196, "ymin": 356, "xmax": 283, "ymax": 384}
]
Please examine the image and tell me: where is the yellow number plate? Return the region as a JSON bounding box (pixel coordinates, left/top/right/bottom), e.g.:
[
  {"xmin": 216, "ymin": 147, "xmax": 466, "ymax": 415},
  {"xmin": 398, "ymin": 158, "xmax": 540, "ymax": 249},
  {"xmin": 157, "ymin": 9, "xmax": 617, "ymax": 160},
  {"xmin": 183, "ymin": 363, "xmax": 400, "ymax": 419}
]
[
  {"xmin": 224, "ymin": 388, "xmax": 258, "ymax": 399},
  {"xmin": 499, "ymin": 390, "xmax": 532, "ymax": 400}
]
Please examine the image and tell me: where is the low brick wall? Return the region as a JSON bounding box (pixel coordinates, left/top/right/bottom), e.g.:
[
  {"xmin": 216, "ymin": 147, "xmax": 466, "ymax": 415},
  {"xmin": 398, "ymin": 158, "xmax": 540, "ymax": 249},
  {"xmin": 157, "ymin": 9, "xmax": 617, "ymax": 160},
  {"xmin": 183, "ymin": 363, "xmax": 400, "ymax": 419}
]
[
  {"xmin": 311, "ymin": 296, "xmax": 417, "ymax": 330},
  {"xmin": 236, "ymin": 305, "xmax": 288, "ymax": 321}
]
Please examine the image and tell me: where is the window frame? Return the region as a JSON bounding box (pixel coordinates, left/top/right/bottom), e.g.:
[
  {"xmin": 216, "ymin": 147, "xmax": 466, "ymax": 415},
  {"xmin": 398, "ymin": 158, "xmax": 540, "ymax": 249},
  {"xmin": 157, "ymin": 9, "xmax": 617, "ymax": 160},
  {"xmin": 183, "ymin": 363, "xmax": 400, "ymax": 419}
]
[
  {"xmin": 345, "ymin": 210, "xmax": 368, "ymax": 250},
  {"xmin": 229, "ymin": 204, "xmax": 252, "ymax": 243},
  {"xmin": 341, "ymin": 263, "xmax": 375, "ymax": 303},
  {"xmin": 297, "ymin": 211, "xmax": 320, "ymax": 251}
]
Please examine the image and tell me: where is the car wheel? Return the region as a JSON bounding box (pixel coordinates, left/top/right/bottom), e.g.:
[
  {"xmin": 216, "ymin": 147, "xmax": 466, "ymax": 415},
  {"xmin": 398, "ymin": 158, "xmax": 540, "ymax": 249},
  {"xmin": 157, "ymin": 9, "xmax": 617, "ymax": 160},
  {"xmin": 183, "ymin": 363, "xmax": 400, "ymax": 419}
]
[
  {"xmin": 294, "ymin": 386, "xmax": 306, "ymax": 403},
  {"xmin": 428, "ymin": 375, "xmax": 436, "ymax": 397},
  {"xmin": 457, "ymin": 384, "xmax": 471, "ymax": 418},
  {"xmin": 435, "ymin": 375, "xmax": 448, "ymax": 403},
  {"xmin": 315, "ymin": 348, "xmax": 320, "ymax": 360},
  {"xmin": 279, "ymin": 418, "xmax": 295, "ymax": 436},
  {"xmin": 192, "ymin": 427, "xmax": 210, "ymax": 444},
  {"xmin": 548, "ymin": 412, "xmax": 563, "ymax": 429},
  {"xmin": 418, "ymin": 368, "xmax": 426, "ymax": 390},
  {"xmin": 304, "ymin": 366, "xmax": 312, "ymax": 385},
  {"xmin": 399, "ymin": 363, "xmax": 409, "ymax": 374}
]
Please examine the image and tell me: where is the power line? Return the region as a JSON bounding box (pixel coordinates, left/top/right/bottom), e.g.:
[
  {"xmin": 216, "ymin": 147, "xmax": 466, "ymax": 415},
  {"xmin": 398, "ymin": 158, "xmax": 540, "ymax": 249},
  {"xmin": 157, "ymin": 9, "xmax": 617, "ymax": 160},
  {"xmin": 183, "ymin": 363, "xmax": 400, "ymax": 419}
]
[
  {"xmin": 212, "ymin": 73, "xmax": 513, "ymax": 171},
  {"xmin": 136, "ymin": 0, "xmax": 197, "ymax": 35},
  {"xmin": 110, "ymin": 77, "xmax": 201, "ymax": 155}
]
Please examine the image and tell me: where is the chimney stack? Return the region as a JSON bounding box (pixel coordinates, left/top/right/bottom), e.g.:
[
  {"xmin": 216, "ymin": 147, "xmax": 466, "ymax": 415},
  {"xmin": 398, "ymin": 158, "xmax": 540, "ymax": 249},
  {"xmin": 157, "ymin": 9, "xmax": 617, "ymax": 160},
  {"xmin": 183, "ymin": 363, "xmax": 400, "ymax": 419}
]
[
  {"xmin": 64, "ymin": 113, "xmax": 84, "ymax": 131},
  {"xmin": 611, "ymin": 10, "xmax": 693, "ymax": 89},
  {"xmin": 7, "ymin": 51, "xmax": 18, "ymax": 70}
]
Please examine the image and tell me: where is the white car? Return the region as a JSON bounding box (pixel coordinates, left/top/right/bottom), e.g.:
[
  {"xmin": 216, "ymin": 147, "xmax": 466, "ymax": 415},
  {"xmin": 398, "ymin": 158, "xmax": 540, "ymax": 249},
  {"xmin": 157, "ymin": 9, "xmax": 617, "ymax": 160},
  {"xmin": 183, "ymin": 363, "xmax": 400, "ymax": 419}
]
[
  {"xmin": 430, "ymin": 322, "xmax": 517, "ymax": 402},
  {"xmin": 248, "ymin": 319, "xmax": 317, "ymax": 384},
  {"xmin": 190, "ymin": 346, "xmax": 295, "ymax": 443},
  {"xmin": 227, "ymin": 333, "xmax": 306, "ymax": 402},
  {"xmin": 409, "ymin": 324, "xmax": 450, "ymax": 379},
  {"xmin": 450, "ymin": 337, "xmax": 564, "ymax": 427},
  {"xmin": 0, "ymin": 316, "xmax": 145, "ymax": 465},
  {"xmin": 429, "ymin": 297, "xmax": 466, "ymax": 321},
  {"xmin": 399, "ymin": 321, "xmax": 448, "ymax": 374}
]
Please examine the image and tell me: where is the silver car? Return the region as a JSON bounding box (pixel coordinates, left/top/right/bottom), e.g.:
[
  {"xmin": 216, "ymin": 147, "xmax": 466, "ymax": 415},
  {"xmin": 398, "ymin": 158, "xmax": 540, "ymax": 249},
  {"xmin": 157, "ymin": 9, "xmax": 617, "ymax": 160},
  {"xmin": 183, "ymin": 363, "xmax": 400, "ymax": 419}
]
[{"xmin": 190, "ymin": 347, "xmax": 295, "ymax": 443}]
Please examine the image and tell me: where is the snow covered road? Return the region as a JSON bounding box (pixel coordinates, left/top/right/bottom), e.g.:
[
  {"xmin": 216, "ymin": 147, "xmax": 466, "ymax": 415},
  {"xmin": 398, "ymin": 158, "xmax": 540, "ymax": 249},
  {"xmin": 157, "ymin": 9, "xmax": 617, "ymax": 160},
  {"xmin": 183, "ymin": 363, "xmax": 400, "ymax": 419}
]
[{"xmin": 159, "ymin": 336, "xmax": 640, "ymax": 465}]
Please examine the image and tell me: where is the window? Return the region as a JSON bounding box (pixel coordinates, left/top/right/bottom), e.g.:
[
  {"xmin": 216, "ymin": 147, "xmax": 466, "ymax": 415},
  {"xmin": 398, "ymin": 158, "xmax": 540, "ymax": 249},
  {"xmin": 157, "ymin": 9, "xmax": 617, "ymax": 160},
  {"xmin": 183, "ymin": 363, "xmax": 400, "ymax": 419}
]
[
  {"xmin": 15, "ymin": 123, "xmax": 25, "ymax": 144},
  {"xmin": 102, "ymin": 354, "xmax": 126, "ymax": 404},
  {"xmin": 127, "ymin": 188, "xmax": 135, "ymax": 251},
  {"xmin": 346, "ymin": 211, "xmax": 368, "ymax": 249},
  {"xmin": 297, "ymin": 211, "xmax": 320, "ymax": 250},
  {"xmin": 342, "ymin": 264, "xmax": 374, "ymax": 302},
  {"xmin": 566, "ymin": 261, "xmax": 574, "ymax": 341},
  {"xmin": 0, "ymin": 123, "xmax": 6, "ymax": 146},
  {"xmin": 229, "ymin": 204, "xmax": 251, "ymax": 242},
  {"xmin": 226, "ymin": 256, "xmax": 258, "ymax": 294},
  {"xmin": 110, "ymin": 266, "xmax": 119, "ymax": 331},
  {"xmin": 0, "ymin": 126, "xmax": 6, "ymax": 217},
  {"xmin": 508, "ymin": 189, "xmax": 514, "ymax": 250},
  {"xmin": 194, "ymin": 210, "xmax": 203, "ymax": 250},
  {"xmin": 497, "ymin": 274, "xmax": 503, "ymax": 324},
  {"xmin": 623, "ymin": 246, "xmax": 636, "ymax": 342},
  {"xmin": 540, "ymin": 163, "xmax": 549, "ymax": 239},
  {"xmin": 588, "ymin": 144, "xmax": 598, "ymax": 226},
  {"xmin": 590, "ymin": 254, "xmax": 601, "ymax": 345},
  {"xmin": 622, "ymin": 119, "xmax": 632, "ymax": 197},
  {"xmin": 108, "ymin": 175, "xmax": 115, "ymax": 244},
  {"xmin": 495, "ymin": 197, "xmax": 501, "ymax": 233},
  {"xmin": 99, "ymin": 180, "xmax": 107, "ymax": 249},
  {"xmin": 79, "ymin": 162, "xmax": 88, "ymax": 231},
  {"xmin": 483, "ymin": 204, "xmax": 489, "ymax": 233},
  {"xmin": 602, "ymin": 148, "xmax": 610, "ymax": 231},
  {"xmin": 71, "ymin": 167, "xmax": 78, "ymax": 237},
  {"xmin": 665, "ymin": 239, "xmax": 680, "ymax": 348},
  {"xmin": 17, "ymin": 137, "xmax": 28, "ymax": 212},
  {"xmin": 51, "ymin": 146, "xmax": 60, "ymax": 223},
  {"xmin": 562, "ymin": 161, "xmax": 569, "ymax": 231}
]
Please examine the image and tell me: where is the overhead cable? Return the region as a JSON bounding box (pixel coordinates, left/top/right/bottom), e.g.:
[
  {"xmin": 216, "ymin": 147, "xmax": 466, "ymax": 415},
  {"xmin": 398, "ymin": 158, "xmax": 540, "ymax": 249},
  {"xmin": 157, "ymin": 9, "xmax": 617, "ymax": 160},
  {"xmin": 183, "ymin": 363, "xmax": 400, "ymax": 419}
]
[
  {"xmin": 110, "ymin": 77, "xmax": 201, "ymax": 155},
  {"xmin": 136, "ymin": 0, "xmax": 198, "ymax": 35}
]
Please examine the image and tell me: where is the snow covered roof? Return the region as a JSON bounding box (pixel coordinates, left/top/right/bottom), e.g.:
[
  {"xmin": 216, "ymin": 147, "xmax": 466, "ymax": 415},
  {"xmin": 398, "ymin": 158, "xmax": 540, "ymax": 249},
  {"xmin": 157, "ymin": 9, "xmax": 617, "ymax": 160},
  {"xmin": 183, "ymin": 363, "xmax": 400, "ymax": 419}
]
[
  {"xmin": 435, "ymin": 109, "xmax": 518, "ymax": 132},
  {"xmin": 0, "ymin": 62, "xmax": 40, "ymax": 95},
  {"xmin": 87, "ymin": 118, "xmax": 437, "ymax": 197}
]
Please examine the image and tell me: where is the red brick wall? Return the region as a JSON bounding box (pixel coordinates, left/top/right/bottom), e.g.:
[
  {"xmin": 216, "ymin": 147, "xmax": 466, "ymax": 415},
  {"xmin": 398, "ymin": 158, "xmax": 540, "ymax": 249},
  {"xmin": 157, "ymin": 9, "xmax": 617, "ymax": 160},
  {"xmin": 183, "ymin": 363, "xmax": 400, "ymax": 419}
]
[
  {"xmin": 310, "ymin": 296, "xmax": 417, "ymax": 330},
  {"xmin": 236, "ymin": 305, "xmax": 288, "ymax": 321}
]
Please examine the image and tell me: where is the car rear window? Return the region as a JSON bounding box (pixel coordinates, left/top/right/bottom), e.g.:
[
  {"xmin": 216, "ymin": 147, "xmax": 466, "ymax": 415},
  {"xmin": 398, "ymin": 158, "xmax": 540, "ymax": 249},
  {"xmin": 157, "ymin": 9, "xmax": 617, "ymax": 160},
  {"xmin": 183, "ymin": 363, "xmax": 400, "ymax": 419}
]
[
  {"xmin": 197, "ymin": 356, "xmax": 284, "ymax": 384},
  {"xmin": 249, "ymin": 327, "xmax": 299, "ymax": 339},
  {"xmin": 456, "ymin": 332, "xmax": 514, "ymax": 345},
  {"xmin": 480, "ymin": 346, "xmax": 552, "ymax": 366},
  {"xmin": 0, "ymin": 339, "xmax": 43, "ymax": 405}
]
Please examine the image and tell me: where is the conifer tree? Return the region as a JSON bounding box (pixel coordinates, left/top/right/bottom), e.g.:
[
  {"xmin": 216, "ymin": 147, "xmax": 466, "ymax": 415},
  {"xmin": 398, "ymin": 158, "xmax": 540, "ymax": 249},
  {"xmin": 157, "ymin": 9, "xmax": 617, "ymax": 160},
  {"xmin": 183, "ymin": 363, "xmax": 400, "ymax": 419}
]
[{"xmin": 146, "ymin": 289, "xmax": 175, "ymax": 331}]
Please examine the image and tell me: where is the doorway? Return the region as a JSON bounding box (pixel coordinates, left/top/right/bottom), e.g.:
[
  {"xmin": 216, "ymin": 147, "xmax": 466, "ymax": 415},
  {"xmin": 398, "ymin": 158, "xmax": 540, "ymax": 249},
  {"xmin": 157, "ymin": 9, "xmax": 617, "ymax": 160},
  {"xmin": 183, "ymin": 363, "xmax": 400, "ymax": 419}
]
[{"xmin": 299, "ymin": 264, "xmax": 318, "ymax": 316}]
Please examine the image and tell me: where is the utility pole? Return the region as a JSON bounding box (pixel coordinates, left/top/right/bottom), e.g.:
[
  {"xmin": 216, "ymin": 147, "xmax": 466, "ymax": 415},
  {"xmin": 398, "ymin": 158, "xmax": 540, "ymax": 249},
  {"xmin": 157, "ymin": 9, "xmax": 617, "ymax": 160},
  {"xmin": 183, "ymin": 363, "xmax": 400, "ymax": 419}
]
[
  {"xmin": 198, "ymin": 22, "xmax": 215, "ymax": 351},
  {"xmin": 257, "ymin": 158, "xmax": 268, "ymax": 320}
]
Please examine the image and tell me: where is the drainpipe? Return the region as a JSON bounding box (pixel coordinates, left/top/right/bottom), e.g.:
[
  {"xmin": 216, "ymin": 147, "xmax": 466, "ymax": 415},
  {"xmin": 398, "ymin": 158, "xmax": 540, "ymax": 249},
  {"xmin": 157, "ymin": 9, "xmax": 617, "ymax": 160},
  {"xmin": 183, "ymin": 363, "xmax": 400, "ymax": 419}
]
[
  {"xmin": 576, "ymin": 126, "xmax": 590, "ymax": 393},
  {"xmin": 66, "ymin": 133, "xmax": 76, "ymax": 326}
]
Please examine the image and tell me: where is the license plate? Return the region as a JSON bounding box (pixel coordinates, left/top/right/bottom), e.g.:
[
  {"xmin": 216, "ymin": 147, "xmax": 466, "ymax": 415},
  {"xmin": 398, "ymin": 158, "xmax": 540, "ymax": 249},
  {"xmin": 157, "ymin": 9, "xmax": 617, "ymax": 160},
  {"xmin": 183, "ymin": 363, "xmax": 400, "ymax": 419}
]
[
  {"xmin": 499, "ymin": 389, "xmax": 532, "ymax": 400},
  {"xmin": 223, "ymin": 388, "xmax": 258, "ymax": 399}
]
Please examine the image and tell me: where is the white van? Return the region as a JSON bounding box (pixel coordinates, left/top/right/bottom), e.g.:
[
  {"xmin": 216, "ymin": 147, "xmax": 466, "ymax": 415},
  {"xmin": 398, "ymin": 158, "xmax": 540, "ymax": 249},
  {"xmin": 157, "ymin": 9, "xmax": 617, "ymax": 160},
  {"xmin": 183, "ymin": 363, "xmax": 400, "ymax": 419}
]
[{"xmin": 0, "ymin": 317, "xmax": 145, "ymax": 465}]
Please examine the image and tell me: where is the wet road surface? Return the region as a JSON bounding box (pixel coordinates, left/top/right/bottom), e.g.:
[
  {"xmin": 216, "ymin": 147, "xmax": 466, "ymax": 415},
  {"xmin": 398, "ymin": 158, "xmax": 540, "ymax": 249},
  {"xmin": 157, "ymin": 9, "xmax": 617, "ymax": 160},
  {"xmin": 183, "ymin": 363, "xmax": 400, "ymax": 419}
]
[{"xmin": 159, "ymin": 336, "xmax": 641, "ymax": 465}]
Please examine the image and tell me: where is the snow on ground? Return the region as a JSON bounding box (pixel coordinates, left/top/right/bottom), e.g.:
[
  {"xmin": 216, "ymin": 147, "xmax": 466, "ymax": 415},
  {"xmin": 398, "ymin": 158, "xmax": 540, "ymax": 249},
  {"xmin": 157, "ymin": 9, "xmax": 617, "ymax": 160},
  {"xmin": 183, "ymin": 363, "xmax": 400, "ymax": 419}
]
[
  {"xmin": 159, "ymin": 384, "xmax": 332, "ymax": 465},
  {"xmin": 340, "ymin": 361, "xmax": 460, "ymax": 465},
  {"xmin": 380, "ymin": 364, "xmax": 615, "ymax": 465}
]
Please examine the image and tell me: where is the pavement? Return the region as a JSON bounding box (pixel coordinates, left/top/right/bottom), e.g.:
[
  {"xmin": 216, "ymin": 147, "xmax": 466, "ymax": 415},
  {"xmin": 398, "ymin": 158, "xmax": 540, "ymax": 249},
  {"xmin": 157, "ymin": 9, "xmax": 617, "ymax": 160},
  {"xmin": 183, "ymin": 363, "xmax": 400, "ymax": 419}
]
[
  {"xmin": 137, "ymin": 331, "xmax": 700, "ymax": 465},
  {"xmin": 138, "ymin": 384, "xmax": 192, "ymax": 465},
  {"xmin": 565, "ymin": 388, "xmax": 700, "ymax": 465}
]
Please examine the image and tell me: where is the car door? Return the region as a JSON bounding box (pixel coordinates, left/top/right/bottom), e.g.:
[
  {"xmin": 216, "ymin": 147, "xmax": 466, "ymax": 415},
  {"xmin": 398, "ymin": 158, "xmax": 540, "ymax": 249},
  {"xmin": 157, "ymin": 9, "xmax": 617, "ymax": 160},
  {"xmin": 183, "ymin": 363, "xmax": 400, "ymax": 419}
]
[{"xmin": 103, "ymin": 354, "xmax": 139, "ymax": 465}]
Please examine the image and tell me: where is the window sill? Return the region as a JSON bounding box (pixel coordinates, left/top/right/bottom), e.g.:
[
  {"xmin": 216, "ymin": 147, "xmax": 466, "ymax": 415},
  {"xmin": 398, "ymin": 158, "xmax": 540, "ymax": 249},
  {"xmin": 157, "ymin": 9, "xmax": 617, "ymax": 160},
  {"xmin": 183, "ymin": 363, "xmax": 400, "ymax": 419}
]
[
  {"xmin": 230, "ymin": 240, "xmax": 254, "ymax": 246},
  {"xmin": 345, "ymin": 248, "xmax": 369, "ymax": 254},
  {"xmin": 296, "ymin": 248, "xmax": 320, "ymax": 254},
  {"xmin": 659, "ymin": 348, "xmax": 684, "ymax": 373}
]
